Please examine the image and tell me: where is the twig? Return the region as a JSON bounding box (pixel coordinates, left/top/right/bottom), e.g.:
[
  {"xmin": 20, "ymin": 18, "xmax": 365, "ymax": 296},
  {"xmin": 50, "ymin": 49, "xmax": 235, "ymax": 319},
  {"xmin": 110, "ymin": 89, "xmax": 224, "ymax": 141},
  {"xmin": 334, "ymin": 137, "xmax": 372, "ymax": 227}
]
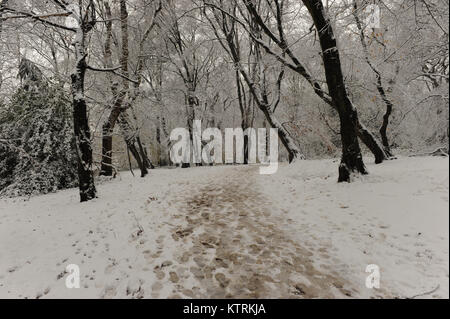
[
  {"xmin": 409, "ymin": 147, "xmax": 449, "ymax": 158},
  {"xmin": 407, "ymin": 285, "xmax": 440, "ymax": 299},
  {"xmin": 86, "ymin": 65, "xmax": 139, "ymax": 84}
]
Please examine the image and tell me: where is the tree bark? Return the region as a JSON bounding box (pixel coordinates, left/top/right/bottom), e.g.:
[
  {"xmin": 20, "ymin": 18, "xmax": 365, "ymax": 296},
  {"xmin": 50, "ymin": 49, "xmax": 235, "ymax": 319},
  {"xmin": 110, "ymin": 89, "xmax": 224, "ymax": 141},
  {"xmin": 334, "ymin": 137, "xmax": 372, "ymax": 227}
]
[
  {"xmin": 100, "ymin": 0, "xmax": 158, "ymax": 177},
  {"xmin": 242, "ymin": 0, "xmax": 388, "ymax": 164},
  {"xmin": 0, "ymin": 0, "xmax": 8, "ymax": 91},
  {"xmin": 71, "ymin": 28, "xmax": 96, "ymax": 202},
  {"xmin": 236, "ymin": 69, "xmax": 252, "ymax": 164},
  {"xmin": 378, "ymin": 80, "xmax": 394, "ymax": 157},
  {"xmin": 353, "ymin": 1, "xmax": 394, "ymax": 158},
  {"xmin": 357, "ymin": 121, "xmax": 387, "ymax": 164},
  {"xmin": 182, "ymin": 88, "xmax": 198, "ymax": 168},
  {"xmin": 137, "ymin": 136, "xmax": 154, "ymax": 169},
  {"xmin": 303, "ymin": 0, "xmax": 368, "ymax": 182},
  {"xmin": 100, "ymin": 125, "xmax": 113, "ymax": 177},
  {"xmin": 118, "ymin": 111, "xmax": 149, "ymax": 177},
  {"xmin": 100, "ymin": 94, "xmax": 125, "ymax": 176},
  {"xmin": 100, "ymin": 1, "xmax": 119, "ymax": 177},
  {"xmin": 206, "ymin": 6, "xmax": 303, "ymax": 162}
]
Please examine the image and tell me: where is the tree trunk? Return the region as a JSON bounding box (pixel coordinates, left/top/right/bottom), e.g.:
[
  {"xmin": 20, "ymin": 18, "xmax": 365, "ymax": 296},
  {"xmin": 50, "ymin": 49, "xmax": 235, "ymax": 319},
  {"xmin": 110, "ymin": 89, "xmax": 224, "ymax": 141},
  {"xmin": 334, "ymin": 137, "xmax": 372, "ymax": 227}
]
[
  {"xmin": 118, "ymin": 111, "xmax": 149, "ymax": 177},
  {"xmin": 71, "ymin": 30, "xmax": 96, "ymax": 202},
  {"xmin": 99, "ymin": 96, "xmax": 125, "ymax": 176},
  {"xmin": 352, "ymin": 1, "xmax": 394, "ymax": 159},
  {"xmin": 236, "ymin": 69, "xmax": 253, "ymax": 165},
  {"xmin": 154, "ymin": 58, "xmax": 167, "ymax": 167},
  {"xmin": 0, "ymin": 0, "xmax": 8, "ymax": 92},
  {"xmin": 160, "ymin": 111, "xmax": 171, "ymax": 166},
  {"xmin": 303, "ymin": 0, "xmax": 368, "ymax": 182},
  {"xmin": 100, "ymin": 0, "xmax": 157, "ymax": 176},
  {"xmin": 182, "ymin": 88, "xmax": 197, "ymax": 168},
  {"xmin": 100, "ymin": 123, "xmax": 113, "ymax": 177},
  {"xmin": 156, "ymin": 114, "xmax": 162, "ymax": 166},
  {"xmin": 127, "ymin": 142, "xmax": 146, "ymax": 176},
  {"xmin": 357, "ymin": 121, "xmax": 388, "ymax": 164},
  {"xmin": 137, "ymin": 136, "xmax": 154, "ymax": 169},
  {"xmin": 260, "ymin": 105, "xmax": 301, "ymax": 163},
  {"xmin": 378, "ymin": 78, "xmax": 394, "ymax": 157},
  {"xmin": 338, "ymin": 107, "xmax": 368, "ymax": 182},
  {"xmin": 243, "ymin": 0, "xmax": 387, "ymax": 164},
  {"xmin": 100, "ymin": 1, "xmax": 121, "ymax": 177}
]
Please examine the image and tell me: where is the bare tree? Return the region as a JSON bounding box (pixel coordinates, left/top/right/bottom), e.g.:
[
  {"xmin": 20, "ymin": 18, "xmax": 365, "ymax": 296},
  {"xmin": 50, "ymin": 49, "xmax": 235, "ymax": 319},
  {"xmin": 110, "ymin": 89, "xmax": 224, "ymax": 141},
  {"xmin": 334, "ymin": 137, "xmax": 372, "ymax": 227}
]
[
  {"xmin": 234, "ymin": 0, "xmax": 388, "ymax": 164},
  {"xmin": 352, "ymin": 0, "xmax": 395, "ymax": 158},
  {"xmin": 164, "ymin": 0, "xmax": 219, "ymax": 167},
  {"xmin": 302, "ymin": 0, "xmax": 368, "ymax": 181},
  {"xmin": 204, "ymin": 0, "xmax": 303, "ymax": 162},
  {"xmin": 0, "ymin": 0, "xmax": 9, "ymax": 92},
  {"xmin": 99, "ymin": 0, "xmax": 161, "ymax": 177}
]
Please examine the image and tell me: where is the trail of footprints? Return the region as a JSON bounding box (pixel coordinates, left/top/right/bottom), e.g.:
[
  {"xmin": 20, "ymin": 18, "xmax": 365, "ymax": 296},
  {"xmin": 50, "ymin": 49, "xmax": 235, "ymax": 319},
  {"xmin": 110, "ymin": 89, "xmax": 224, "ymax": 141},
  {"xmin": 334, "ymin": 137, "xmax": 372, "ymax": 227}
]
[
  {"xmin": 144, "ymin": 167, "xmax": 362, "ymax": 299},
  {"xmin": 4, "ymin": 167, "xmax": 388, "ymax": 298}
]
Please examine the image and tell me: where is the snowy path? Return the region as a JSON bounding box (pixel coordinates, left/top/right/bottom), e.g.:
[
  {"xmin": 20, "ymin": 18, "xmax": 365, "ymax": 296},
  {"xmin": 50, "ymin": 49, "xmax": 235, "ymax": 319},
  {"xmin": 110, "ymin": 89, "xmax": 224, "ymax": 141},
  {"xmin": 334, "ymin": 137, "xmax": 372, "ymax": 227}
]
[
  {"xmin": 153, "ymin": 166, "xmax": 357, "ymax": 299},
  {"xmin": 0, "ymin": 157, "xmax": 448, "ymax": 299}
]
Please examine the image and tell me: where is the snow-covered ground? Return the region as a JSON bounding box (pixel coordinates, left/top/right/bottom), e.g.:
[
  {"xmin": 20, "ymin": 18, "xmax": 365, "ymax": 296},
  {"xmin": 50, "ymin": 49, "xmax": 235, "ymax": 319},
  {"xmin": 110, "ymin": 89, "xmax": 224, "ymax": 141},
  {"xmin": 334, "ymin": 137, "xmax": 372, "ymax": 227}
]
[{"xmin": 0, "ymin": 156, "xmax": 448, "ymax": 299}]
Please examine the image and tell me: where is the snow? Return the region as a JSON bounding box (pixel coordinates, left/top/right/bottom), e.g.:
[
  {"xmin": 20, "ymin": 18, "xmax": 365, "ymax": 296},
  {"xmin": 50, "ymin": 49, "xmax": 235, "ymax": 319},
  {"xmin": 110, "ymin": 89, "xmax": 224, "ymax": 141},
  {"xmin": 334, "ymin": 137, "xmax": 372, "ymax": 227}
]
[
  {"xmin": 0, "ymin": 156, "xmax": 448, "ymax": 299},
  {"xmin": 261, "ymin": 156, "xmax": 449, "ymax": 298}
]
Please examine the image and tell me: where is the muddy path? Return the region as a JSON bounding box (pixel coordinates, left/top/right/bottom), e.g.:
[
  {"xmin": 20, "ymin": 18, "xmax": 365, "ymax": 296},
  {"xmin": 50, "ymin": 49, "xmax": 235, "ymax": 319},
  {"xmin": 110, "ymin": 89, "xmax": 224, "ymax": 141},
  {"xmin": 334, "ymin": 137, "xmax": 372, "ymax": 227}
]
[{"xmin": 149, "ymin": 166, "xmax": 360, "ymax": 299}]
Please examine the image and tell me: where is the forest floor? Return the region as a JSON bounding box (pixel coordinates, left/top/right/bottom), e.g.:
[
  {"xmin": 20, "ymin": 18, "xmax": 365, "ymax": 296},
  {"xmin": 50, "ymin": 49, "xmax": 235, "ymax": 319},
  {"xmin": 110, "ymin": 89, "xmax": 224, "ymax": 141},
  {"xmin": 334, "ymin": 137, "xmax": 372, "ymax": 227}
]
[{"xmin": 0, "ymin": 156, "xmax": 448, "ymax": 299}]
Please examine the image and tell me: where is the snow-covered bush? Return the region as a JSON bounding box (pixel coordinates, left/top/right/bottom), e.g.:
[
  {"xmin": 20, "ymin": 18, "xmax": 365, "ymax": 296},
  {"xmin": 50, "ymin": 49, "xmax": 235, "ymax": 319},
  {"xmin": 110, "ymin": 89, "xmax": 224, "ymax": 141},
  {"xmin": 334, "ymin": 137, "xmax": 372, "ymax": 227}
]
[{"xmin": 0, "ymin": 59, "xmax": 78, "ymax": 197}]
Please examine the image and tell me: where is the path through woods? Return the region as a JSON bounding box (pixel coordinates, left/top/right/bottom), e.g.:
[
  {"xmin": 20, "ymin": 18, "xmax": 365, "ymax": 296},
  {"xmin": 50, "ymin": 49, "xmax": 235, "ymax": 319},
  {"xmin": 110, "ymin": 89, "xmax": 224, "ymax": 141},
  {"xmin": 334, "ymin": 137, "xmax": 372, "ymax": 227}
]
[
  {"xmin": 1, "ymin": 158, "xmax": 447, "ymax": 299},
  {"xmin": 145, "ymin": 166, "xmax": 387, "ymax": 299}
]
